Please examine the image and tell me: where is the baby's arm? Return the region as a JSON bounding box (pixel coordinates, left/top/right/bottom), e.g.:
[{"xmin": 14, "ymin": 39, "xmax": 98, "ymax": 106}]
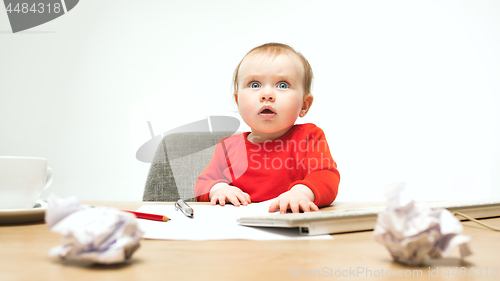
[
  {"xmin": 269, "ymin": 126, "xmax": 339, "ymax": 213},
  {"xmin": 210, "ymin": 182, "xmax": 251, "ymax": 206},
  {"xmin": 195, "ymin": 139, "xmax": 233, "ymax": 202},
  {"xmin": 268, "ymin": 184, "xmax": 319, "ymax": 213}
]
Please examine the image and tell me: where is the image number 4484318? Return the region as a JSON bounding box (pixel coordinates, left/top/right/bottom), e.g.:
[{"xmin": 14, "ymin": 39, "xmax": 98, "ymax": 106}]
[
  {"xmin": 5, "ymin": 2, "xmax": 63, "ymax": 13},
  {"xmin": 3, "ymin": 0, "xmax": 80, "ymax": 33}
]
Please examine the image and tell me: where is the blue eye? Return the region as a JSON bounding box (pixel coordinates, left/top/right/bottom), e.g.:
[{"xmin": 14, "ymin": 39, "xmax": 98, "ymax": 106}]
[
  {"xmin": 250, "ymin": 82, "xmax": 260, "ymax": 89},
  {"xmin": 277, "ymin": 82, "xmax": 288, "ymax": 89}
]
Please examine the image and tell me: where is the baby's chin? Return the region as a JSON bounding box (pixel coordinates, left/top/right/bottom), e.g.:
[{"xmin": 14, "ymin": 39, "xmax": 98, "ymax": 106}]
[{"xmin": 252, "ymin": 124, "xmax": 295, "ymax": 135}]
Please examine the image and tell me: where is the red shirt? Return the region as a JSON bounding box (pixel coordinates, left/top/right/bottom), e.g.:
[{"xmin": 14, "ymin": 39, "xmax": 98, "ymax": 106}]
[{"xmin": 194, "ymin": 123, "xmax": 340, "ymax": 207}]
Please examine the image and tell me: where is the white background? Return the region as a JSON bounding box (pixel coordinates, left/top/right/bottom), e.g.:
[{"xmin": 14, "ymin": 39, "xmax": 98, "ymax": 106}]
[{"xmin": 1, "ymin": 0, "xmax": 499, "ymax": 202}]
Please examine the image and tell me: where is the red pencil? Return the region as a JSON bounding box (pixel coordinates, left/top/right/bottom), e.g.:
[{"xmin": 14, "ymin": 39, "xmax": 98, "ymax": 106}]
[{"xmin": 123, "ymin": 210, "xmax": 170, "ymax": 222}]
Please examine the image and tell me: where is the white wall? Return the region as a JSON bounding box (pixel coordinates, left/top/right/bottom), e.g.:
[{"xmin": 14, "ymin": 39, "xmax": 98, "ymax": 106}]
[{"xmin": 1, "ymin": 0, "xmax": 499, "ymax": 202}]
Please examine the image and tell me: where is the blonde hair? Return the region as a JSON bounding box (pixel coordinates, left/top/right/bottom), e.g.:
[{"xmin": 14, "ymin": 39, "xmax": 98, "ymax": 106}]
[{"xmin": 233, "ymin": 43, "xmax": 313, "ymax": 95}]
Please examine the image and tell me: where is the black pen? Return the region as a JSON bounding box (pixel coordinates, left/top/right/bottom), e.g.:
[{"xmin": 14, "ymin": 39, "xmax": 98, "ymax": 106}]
[{"xmin": 175, "ymin": 199, "xmax": 194, "ymax": 218}]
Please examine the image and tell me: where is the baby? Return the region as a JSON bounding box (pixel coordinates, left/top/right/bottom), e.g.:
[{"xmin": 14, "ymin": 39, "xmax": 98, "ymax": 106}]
[{"xmin": 194, "ymin": 43, "xmax": 340, "ymax": 213}]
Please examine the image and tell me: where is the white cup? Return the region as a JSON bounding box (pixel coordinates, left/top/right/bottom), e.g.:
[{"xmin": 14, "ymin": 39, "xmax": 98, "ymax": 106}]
[{"xmin": 0, "ymin": 156, "xmax": 54, "ymax": 209}]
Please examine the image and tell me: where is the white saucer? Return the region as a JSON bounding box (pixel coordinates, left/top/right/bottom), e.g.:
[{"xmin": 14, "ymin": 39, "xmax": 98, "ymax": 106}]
[{"xmin": 0, "ymin": 200, "xmax": 47, "ymax": 224}]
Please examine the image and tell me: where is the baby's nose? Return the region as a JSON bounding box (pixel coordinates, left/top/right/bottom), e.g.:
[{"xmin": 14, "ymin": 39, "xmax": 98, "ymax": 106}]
[{"xmin": 260, "ymin": 92, "xmax": 275, "ymax": 102}]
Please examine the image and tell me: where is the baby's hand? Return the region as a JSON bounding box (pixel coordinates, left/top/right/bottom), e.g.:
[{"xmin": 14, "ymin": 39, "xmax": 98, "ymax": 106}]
[
  {"xmin": 268, "ymin": 184, "xmax": 319, "ymax": 214},
  {"xmin": 209, "ymin": 183, "xmax": 251, "ymax": 206}
]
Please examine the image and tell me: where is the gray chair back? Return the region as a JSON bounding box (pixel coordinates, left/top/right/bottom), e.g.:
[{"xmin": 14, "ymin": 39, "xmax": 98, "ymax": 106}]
[{"xmin": 143, "ymin": 131, "xmax": 240, "ymax": 202}]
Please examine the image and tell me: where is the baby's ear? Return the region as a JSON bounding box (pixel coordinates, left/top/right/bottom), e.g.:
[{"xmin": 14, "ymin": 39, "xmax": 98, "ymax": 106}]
[
  {"xmin": 300, "ymin": 94, "xmax": 313, "ymax": 117},
  {"xmin": 234, "ymin": 92, "xmax": 239, "ymax": 106}
]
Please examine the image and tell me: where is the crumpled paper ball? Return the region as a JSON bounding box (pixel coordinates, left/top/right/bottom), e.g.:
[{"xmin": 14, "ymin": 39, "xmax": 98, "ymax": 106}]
[
  {"xmin": 373, "ymin": 182, "xmax": 472, "ymax": 265},
  {"xmin": 45, "ymin": 196, "xmax": 144, "ymax": 264}
]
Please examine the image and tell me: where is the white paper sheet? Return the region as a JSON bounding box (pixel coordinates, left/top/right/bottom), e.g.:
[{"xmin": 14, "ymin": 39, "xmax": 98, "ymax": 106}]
[{"xmin": 136, "ymin": 200, "xmax": 333, "ymax": 240}]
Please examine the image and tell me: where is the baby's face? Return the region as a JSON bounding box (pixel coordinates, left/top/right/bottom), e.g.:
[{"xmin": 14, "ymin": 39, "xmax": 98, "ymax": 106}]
[{"xmin": 235, "ymin": 53, "xmax": 309, "ymax": 141}]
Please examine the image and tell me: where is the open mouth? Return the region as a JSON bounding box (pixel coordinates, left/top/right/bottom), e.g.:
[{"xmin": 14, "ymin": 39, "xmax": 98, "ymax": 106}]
[
  {"xmin": 258, "ymin": 106, "xmax": 276, "ymax": 119},
  {"xmin": 259, "ymin": 106, "xmax": 276, "ymax": 115}
]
